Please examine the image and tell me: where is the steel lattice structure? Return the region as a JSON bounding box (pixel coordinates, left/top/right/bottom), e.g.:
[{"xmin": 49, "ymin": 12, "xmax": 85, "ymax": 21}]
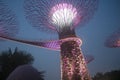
[{"xmin": 0, "ymin": 0, "xmax": 98, "ymax": 80}]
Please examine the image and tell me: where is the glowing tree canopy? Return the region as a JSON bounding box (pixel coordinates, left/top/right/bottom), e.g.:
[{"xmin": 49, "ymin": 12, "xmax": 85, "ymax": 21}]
[
  {"xmin": 24, "ymin": 0, "xmax": 98, "ymax": 33},
  {"xmin": 50, "ymin": 3, "xmax": 77, "ymax": 29},
  {"xmin": 105, "ymin": 29, "xmax": 120, "ymax": 48},
  {"xmin": 0, "ymin": 1, "xmax": 19, "ymax": 38}
]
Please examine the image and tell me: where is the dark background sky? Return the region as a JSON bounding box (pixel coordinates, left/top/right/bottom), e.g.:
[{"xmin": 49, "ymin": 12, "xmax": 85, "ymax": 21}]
[{"xmin": 0, "ymin": 0, "xmax": 120, "ymax": 80}]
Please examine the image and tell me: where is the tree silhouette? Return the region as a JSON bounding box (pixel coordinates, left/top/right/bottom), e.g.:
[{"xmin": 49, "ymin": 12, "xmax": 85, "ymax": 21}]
[
  {"xmin": 92, "ymin": 69, "xmax": 120, "ymax": 80},
  {"xmin": 0, "ymin": 47, "xmax": 34, "ymax": 80}
]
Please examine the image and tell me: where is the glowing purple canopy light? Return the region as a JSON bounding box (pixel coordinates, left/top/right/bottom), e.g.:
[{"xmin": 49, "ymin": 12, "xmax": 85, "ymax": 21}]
[
  {"xmin": 0, "ymin": 1, "xmax": 19, "ymax": 39},
  {"xmin": 24, "ymin": 0, "xmax": 98, "ymax": 33},
  {"xmin": 105, "ymin": 29, "xmax": 120, "ymax": 48},
  {"xmin": 0, "ymin": 35, "xmax": 94, "ymax": 64}
]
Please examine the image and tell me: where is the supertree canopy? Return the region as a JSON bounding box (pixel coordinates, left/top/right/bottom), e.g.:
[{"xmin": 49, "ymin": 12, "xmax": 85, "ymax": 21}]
[
  {"xmin": 24, "ymin": 0, "xmax": 98, "ymax": 34},
  {"xmin": 105, "ymin": 28, "xmax": 120, "ymax": 48},
  {"xmin": 0, "ymin": 1, "xmax": 19, "ymax": 38}
]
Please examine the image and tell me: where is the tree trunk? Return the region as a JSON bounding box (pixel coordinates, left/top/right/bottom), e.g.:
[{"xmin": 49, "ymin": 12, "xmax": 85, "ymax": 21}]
[{"xmin": 60, "ymin": 39, "xmax": 91, "ymax": 80}]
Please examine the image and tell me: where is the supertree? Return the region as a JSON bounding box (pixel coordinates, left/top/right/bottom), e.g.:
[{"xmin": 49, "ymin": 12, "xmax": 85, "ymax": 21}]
[
  {"xmin": 0, "ymin": 0, "xmax": 98, "ymax": 80},
  {"xmin": 105, "ymin": 28, "xmax": 120, "ymax": 48},
  {"xmin": 0, "ymin": 0, "xmax": 93, "ymax": 64},
  {"xmin": 23, "ymin": 0, "xmax": 98, "ymax": 80}
]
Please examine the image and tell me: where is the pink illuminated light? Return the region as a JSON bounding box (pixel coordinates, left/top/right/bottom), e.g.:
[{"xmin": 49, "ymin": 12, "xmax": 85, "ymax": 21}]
[{"xmin": 50, "ymin": 3, "xmax": 80, "ymax": 30}]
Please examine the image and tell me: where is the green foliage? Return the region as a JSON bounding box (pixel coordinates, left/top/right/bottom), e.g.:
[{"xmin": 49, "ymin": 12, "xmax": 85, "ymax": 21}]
[
  {"xmin": 92, "ymin": 69, "xmax": 120, "ymax": 80},
  {"xmin": 0, "ymin": 47, "xmax": 34, "ymax": 80}
]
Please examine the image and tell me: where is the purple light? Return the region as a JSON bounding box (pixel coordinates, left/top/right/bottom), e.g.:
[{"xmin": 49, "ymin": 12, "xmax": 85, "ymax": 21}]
[{"xmin": 50, "ymin": 3, "xmax": 79, "ymax": 30}]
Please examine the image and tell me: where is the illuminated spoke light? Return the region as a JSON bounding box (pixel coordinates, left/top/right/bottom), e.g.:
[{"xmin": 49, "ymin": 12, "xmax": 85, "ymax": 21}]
[{"xmin": 50, "ymin": 3, "xmax": 77, "ymax": 30}]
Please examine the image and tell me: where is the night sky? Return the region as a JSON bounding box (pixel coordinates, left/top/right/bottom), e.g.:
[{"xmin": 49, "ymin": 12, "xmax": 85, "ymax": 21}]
[{"xmin": 0, "ymin": 0, "xmax": 120, "ymax": 80}]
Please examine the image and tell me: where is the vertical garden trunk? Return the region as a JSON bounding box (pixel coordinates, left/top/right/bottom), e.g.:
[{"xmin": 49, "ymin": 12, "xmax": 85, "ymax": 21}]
[{"xmin": 60, "ymin": 39, "xmax": 91, "ymax": 80}]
